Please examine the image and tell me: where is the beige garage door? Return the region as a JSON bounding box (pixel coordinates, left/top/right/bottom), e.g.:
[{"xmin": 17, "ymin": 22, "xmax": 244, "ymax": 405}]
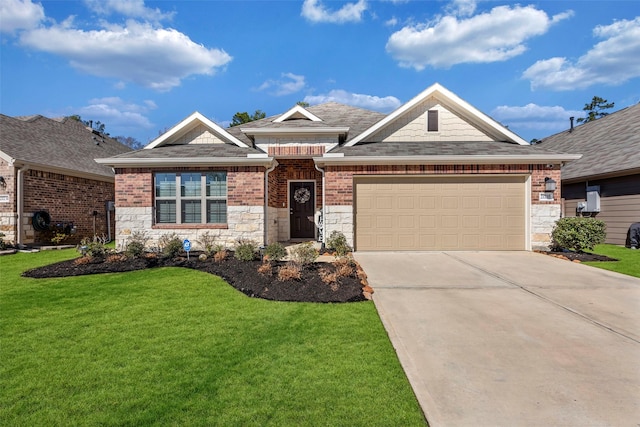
[{"xmin": 355, "ymin": 176, "xmax": 527, "ymax": 251}]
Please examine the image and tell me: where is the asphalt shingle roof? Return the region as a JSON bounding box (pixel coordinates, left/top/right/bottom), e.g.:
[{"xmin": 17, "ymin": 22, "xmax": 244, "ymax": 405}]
[
  {"xmin": 537, "ymin": 103, "xmax": 640, "ymax": 180},
  {"xmin": 226, "ymin": 102, "xmax": 386, "ymax": 145},
  {"xmin": 331, "ymin": 140, "xmax": 565, "ymax": 157},
  {"xmin": 108, "ymin": 143, "xmax": 261, "ymax": 159},
  {"xmin": 0, "ymin": 114, "xmax": 132, "ymax": 178}
]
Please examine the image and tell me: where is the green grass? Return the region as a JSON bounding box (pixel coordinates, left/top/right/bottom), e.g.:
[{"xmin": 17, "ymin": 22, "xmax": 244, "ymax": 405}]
[
  {"xmin": 0, "ymin": 250, "xmax": 426, "ymax": 426},
  {"xmin": 584, "ymin": 244, "xmax": 640, "ymax": 278}
]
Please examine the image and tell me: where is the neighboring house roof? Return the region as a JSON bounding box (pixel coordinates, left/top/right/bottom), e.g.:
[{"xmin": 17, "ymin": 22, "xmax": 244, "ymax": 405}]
[
  {"xmin": 0, "ymin": 114, "xmax": 132, "ymax": 180},
  {"xmin": 345, "ymin": 83, "xmax": 528, "ymax": 146},
  {"xmin": 538, "ymin": 103, "xmax": 640, "ymax": 181}
]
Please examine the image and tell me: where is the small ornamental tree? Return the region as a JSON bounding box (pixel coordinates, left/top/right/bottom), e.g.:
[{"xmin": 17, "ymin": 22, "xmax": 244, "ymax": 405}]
[{"xmin": 551, "ymin": 217, "xmax": 606, "ymax": 252}]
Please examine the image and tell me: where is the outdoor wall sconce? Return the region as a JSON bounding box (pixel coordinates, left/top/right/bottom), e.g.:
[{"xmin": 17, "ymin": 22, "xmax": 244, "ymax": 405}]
[
  {"xmin": 0, "ymin": 176, "xmax": 6, "ymax": 188},
  {"xmin": 545, "ymin": 177, "xmax": 557, "ymax": 192}
]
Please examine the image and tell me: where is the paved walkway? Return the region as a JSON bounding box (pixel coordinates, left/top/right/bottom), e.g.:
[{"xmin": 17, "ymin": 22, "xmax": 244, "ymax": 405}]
[{"xmin": 355, "ymin": 251, "xmax": 640, "ymax": 427}]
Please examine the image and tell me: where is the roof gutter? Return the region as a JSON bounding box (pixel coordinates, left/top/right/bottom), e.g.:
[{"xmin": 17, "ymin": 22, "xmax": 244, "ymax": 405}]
[
  {"xmin": 313, "ymin": 154, "xmax": 582, "ymax": 166},
  {"xmin": 95, "ymin": 156, "xmax": 276, "ymax": 168}
]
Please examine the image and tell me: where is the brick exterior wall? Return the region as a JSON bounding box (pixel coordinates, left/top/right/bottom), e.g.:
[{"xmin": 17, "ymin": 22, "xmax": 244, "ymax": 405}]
[
  {"xmin": 22, "ymin": 169, "xmax": 115, "ymax": 244},
  {"xmin": 115, "ymin": 166, "xmax": 265, "ymax": 208},
  {"xmin": 324, "ymin": 164, "xmax": 561, "ymax": 205},
  {"xmin": 270, "ymin": 159, "xmax": 323, "ymax": 209}
]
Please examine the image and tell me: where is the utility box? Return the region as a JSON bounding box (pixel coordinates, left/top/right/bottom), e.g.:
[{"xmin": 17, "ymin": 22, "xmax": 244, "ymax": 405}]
[
  {"xmin": 106, "ymin": 201, "xmax": 115, "ymax": 211},
  {"xmin": 586, "ymin": 186, "xmax": 601, "ymax": 212}
]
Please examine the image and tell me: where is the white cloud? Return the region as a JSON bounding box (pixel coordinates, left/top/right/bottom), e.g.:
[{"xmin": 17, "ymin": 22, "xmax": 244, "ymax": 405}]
[
  {"xmin": 385, "ymin": 16, "xmax": 398, "ymax": 27},
  {"xmin": 304, "ymin": 89, "xmax": 401, "ymax": 111},
  {"xmin": 446, "ymin": 0, "xmax": 477, "ymax": 17},
  {"xmin": 523, "ymin": 17, "xmax": 640, "ymax": 91},
  {"xmin": 301, "ymin": 0, "xmax": 367, "ymax": 24},
  {"xmin": 19, "ymin": 20, "xmax": 232, "ymax": 91},
  {"xmin": 386, "ymin": 5, "xmax": 572, "ymax": 70},
  {"xmin": 77, "ymin": 96, "xmax": 156, "ymax": 134},
  {"xmin": 257, "ymin": 73, "xmax": 306, "ymax": 96},
  {"xmin": 83, "ymin": 0, "xmax": 174, "ymax": 22},
  {"xmin": 0, "ymin": 0, "xmax": 45, "ymax": 34},
  {"xmin": 491, "ymin": 104, "xmax": 583, "ymax": 136}
]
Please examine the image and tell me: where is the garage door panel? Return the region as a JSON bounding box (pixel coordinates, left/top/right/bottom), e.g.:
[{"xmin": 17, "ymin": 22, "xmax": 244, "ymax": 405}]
[{"xmin": 356, "ymin": 176, "xmax": 526, "ymax": 251}]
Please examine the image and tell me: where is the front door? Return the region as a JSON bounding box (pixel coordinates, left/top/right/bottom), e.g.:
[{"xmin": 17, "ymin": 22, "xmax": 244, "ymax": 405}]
[{"xmin": 290, "ymin": 181, "xmax": 315, "ymax": 239}]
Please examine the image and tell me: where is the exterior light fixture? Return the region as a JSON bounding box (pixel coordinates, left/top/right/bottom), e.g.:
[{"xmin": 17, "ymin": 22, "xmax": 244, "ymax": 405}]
[{"xmin": 545, "ymin": 177, "xmax": 557, "ymax": 192}]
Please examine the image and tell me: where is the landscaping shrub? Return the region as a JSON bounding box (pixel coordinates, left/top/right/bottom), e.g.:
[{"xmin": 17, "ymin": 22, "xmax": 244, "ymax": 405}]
[
  {"xmin": 326, "ymin": 231, "xmax": 351, "ymax": 257},
  {"xmin": 106, "ymin": 254, "xmax": 127, "ymax": 263},
  {"xmin": 264, "ymin": 242, "xmax": 287, "ymax": 262},
  {"xmin": 78, "ymin": 237, "xmax": 110, "ymax": 258},
  {"xmin": 213, "ymin": 244, "xmax": 227, "ymax": 262},
  {"xmin": 290, "ymin": 242, "xmax": 318, "ymax": 266},
  {"xmin": 158, "ymin": 233, "xmax": 183, "ymax": 258},
  {"xmin": 0, "ymin": 232, "xmax": 7, "ymax": 250},
  {"xmin": 50, "ymin": 232, "xmax": 69, "ymax": 245},
  {"xmin": 334, "ymin": 259, "xmax": 354, "ymax": 278},
  {"xmin": 257, "ymin": 261, "xmax": 273, "ymax": 276},
  {"xmin": 125, "ymin": 231, "xmax": 150, "ymax": 258},
  {"xmin": 197, "ymin": 232, "xmax": 217, "ymax": 255},
  {"xmin": 551, "ymin": 217, "xmax": 607, "ymax": 252},
  {"xmin": 234, "ymin": 240, "xmax": 258, "ymax": 261},
  {"xmin": 277, "ymin": 262, "xmax": 302, "ymax": 281}
]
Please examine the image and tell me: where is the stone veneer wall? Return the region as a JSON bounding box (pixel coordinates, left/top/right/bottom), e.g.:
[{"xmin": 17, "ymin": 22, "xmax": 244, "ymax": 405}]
[
  {"xmin": 114, "ymin": 166, "xmax": 266, "ymax": 250},
  {"xmin": 0, "ymin": 159, "xmax": 16, "ymax": 244},
  {"xmin": 322, "ymin": 164, "xmax": 562, "ymax": 250}
]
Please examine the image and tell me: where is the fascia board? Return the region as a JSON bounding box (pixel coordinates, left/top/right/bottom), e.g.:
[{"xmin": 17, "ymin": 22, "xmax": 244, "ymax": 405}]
[
  {"xmin": 9, "ymin": 160, "xmax": 114, "ymax": 182},
  {"xmin": 95, "ymin": 156, "xmax": 276, "ymax": 168},
  {"xmin": 313, "ymin": 154, "xmax": 582, "ymax": 166},
  {"xmin": 0, "ymin": 150, "xmax": 16, "ymax": 165},
  {"xmin": 240, "ymin": 127, "xmax": 349, "ymax": 135},
  {"xmin": 145, "ymin": 112, "xmax": 249, "ymax": 149}
]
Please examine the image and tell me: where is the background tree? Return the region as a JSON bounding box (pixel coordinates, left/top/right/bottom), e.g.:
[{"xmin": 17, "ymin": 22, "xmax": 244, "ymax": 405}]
[
  {"xmin": 577, "ymin": 96, "xmax": 614, "ymax": 123},
  {"xmin": 114, "ymin": 136, "xmax": 144, "ymax": 150},
  {"xmin": 296, "ymin": 101, "xmax": 310, "ymax": 108},
  {"xmin": 230, "ymin": 110, "xmax": 266, "ymax": 127}
]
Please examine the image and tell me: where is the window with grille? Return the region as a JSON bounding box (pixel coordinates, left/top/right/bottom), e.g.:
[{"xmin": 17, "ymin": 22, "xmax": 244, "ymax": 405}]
[{"xmin": 154, "ymin": 172, "xmax": 227, "ymax": 224}]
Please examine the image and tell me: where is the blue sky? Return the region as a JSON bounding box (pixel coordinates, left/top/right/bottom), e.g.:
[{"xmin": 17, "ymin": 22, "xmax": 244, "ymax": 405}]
[{"xmin": 1, "ymin": 0, "xmax": 639, "ymax": 144}]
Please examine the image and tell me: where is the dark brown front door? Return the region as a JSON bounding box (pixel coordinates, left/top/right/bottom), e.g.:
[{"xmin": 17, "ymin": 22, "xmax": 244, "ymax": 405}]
[{"xmin": 290, "ymin": 181, "xmax": 315, "ymax": 239}]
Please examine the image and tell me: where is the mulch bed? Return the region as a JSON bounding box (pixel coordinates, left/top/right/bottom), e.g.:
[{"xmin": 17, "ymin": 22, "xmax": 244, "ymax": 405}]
[
  {"xmin": 22, "ymin": 253, "xmax": 369, "ymax": 303},
  {"xmin": 537, "ymin": 250, "xmax": 618, "ymax": 263}
]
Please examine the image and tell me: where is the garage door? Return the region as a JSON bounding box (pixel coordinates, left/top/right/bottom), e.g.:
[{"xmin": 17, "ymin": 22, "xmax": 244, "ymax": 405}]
[{"xmin": 355, "ymin": 176, "xmax": 527, "ymax": 251}]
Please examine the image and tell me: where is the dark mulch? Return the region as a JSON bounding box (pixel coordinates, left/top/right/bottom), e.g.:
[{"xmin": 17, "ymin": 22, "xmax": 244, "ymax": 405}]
[
  {"xmin": 537, "ymin": 250, "xmax": 618, "ymax": 262},
  {"xmin": 22, "ymin": 253, "xmax": 367, "ymax": 303}
]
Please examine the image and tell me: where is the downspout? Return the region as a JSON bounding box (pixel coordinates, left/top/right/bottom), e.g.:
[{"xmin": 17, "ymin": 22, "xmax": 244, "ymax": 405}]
[
  {"xmin": 16, "ymin": 165, "xmax": 29, "ymax": 248},
  {"xmin": 314, "ymin": 162, "xmax": 326, "ymax": 246},
  {"xmin": 263, "ymin": 161, "xmax": 278, "ymax": 246}
]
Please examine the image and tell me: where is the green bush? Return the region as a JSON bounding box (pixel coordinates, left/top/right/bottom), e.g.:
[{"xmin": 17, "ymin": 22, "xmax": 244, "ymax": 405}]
[
  {"xmin": 234, "ymin": 240, "xmax": 258, "ymax": 261},
  {"xmin": 78, "ymin": 237, "xmax": 110, "ymax": 258},
  {"xmin": 264, "ymin": 242, "xmax": 287, "ymax": 262},
  {"xmin": 290, "ymin": 242, "xmax": 318, "ymax": 266},
  {"xmin": 326, "ymin": 231, "xmax": 351, "ymax": 257},
  {"xmin": 125, "ymin": 231, "xmax": 150, "ymax": 258},
  {"xmin": 158, "ymin": 233, "xmax": 183, "ymax": 258},
  {"xmin": 0, "ymin": 232, "xmax": 6, "ymax": 250},
  {"xmin": 551, "ymin": 217, "xmax": 606, "ymax": 252}
]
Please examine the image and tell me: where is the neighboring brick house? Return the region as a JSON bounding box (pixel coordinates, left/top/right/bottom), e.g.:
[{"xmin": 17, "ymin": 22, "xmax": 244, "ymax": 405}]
[
  {"xmin": 98, "ymin": 83, "xmax": 579, "ymax": 251},
  {"xmin": 0, "ymin": 114, "xmax": 132, "ymax": 246},
  {"xmin": 538, "ymin": 103, "xmax": 640, "ymax": 245}
]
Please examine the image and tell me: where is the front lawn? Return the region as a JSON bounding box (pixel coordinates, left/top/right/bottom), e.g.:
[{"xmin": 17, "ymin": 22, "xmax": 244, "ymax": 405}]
[
  {"xmin": 0, "ymin": 250, "xmax": 426, "ymax": 426},
  {"xmin": 585, "ymin": 244, "xmax": 640, "ymax": 278}
]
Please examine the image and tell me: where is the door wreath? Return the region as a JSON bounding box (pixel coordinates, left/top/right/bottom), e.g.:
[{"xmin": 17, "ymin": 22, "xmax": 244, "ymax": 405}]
[{"xmin": 293, "ymin": 187, "xmax": 311, "ymax": 204}]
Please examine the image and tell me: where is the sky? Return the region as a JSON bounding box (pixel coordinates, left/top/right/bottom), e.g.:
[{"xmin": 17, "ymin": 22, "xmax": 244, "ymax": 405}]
[{"xmin": 1, "ymin": 0, "xmax": 639, "ymax": 145}]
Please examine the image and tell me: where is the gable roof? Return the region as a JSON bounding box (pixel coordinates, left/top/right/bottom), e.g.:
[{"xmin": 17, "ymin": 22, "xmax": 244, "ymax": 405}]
[
  {"xmin": 145, "ymin": 111, "xmax": 249, "ymax": 149},
  {"xmin": 232, "ymin": 102, "xmax": 386, "ymax": 144},
  {"xmin": 0, "ymin": 114, "xmax": 131, "ymax": 180},
  {"xmin": 538, "ymin": 103, "xmax": 640, "ymax": 181},
  {"xmin": 273, "ymin": 105, "xmax": 322, "ymax": 122},
  {"xmin": 345, "ymin": 83, "xmax": 528, "ymax": 146}
]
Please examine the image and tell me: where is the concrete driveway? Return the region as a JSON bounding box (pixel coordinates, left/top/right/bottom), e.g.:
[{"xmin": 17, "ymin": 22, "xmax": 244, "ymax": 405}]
[{"xmin": 355, "ymin": 251, "xmax": 640, "ymax": 427}]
